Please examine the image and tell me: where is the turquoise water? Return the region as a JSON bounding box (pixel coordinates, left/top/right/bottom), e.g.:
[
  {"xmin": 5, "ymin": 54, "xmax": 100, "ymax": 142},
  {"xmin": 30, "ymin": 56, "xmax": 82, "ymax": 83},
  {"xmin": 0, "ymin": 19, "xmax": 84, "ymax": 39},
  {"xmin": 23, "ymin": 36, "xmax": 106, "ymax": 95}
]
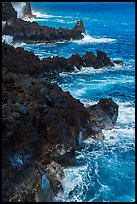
[{"xmin": 15, "ymin": 2, "xmax": 135, "ymax": 202}]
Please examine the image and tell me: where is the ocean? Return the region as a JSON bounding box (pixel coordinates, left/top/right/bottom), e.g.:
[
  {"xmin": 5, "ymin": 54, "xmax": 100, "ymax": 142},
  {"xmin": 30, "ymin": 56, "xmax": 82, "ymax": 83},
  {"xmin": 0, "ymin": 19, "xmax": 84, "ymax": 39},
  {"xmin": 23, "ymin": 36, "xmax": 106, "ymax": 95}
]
[{"xmin": 10, "ymin": 2, "xmax": 135, "ymax": 202}]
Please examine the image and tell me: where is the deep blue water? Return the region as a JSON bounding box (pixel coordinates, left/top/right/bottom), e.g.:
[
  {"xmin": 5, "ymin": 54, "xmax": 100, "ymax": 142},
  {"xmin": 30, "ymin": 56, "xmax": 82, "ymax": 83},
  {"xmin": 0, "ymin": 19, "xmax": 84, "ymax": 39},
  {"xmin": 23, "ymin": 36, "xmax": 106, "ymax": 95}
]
[{"xmin": 13, "ymin": 2, "xmax": 135, "ymax": 202}]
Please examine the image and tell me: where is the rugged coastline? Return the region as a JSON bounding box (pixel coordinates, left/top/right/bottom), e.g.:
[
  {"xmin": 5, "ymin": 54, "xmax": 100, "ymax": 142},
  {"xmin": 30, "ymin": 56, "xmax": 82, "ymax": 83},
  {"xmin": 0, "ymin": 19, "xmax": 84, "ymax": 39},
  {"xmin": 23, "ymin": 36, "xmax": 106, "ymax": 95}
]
[
  {"xmin": 2, "ymin": 42, "xmax": 119, "ymax": 201},
  {"xmin": 2, "ymin": 2, "xmax": 120, "ymax": 202}
]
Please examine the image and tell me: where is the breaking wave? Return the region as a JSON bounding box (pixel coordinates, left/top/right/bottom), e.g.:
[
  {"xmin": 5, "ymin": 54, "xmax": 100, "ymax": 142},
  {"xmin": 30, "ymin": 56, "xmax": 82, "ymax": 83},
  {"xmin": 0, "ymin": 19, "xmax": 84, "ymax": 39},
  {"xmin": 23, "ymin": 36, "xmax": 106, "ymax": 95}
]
[
  {"xmin": 73, "ymin": 34, "xmax": 116, "ymax": 44},
  {"xmin": 54, "ymin": 99, "xmax": 135, "ymax": 202}
]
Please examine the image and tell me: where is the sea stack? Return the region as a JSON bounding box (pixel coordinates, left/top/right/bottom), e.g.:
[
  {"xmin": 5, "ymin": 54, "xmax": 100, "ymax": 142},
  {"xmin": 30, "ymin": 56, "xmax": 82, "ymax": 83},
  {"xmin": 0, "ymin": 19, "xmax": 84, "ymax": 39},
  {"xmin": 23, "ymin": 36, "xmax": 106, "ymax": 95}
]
[{"xmin": 23, "ymin": 2, "xmax": 33, "ymax": 19}]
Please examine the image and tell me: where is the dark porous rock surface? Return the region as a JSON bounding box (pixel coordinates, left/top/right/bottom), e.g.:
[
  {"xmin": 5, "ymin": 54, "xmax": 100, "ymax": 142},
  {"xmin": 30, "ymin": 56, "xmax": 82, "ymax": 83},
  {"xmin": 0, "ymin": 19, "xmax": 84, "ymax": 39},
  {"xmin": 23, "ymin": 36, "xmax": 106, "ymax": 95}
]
[
  {"xmin": 3, "ymin": 17, "xmax": 85, "ymax": 43},
  {"xmin": 2, "ymin": 43, "xmax": 116, "ymax": 80},
  {"xmin": 2, "ymin": 68, "xmax": 118, "ymax": 201},
  {"xmin": 2, "ymin": 41, "xmax": 119, "ymax": 201},
  {"xmin": 2, "ymin": 2, "xmax": 85, "ymax": 43},
  {"xmin": 96, "ymin": 50, "xmax": 114, "ymax": 68},
  {"xmin": 2, "ymin": 2, "xmax": 17, "ymax": 21},
  {"xmin": 86, "ymin": 98, "xmax": 119, "ymax": 140}
]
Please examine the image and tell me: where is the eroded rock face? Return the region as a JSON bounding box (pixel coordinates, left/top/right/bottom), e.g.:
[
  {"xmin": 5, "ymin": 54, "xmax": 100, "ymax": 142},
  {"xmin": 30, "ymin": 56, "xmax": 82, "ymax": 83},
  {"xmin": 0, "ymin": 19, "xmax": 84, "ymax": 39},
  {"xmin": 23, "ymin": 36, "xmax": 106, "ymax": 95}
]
[
  {"xmin": 23, "ymin": 2, "xmax": 33, "ymax": 19},
  {"xmin": 3, "ymin": 17, "xmax": 85, "ymax": 43},
  {"xmin": 2, "ymin": 68, "xmax": 118, "ymax": 201},
  {"xmin": 2, "ymin": 43, "xmax": 115, "ymax": 80},
  {"xmin": 44, "ymin": 161, "xmax": 64, "ymax": 195},
  {"xmin": 2, "ymin": 2, "xmax": 17, "ymax": 21},
  {"xmin": 2, "ymin": 43, "xmax": 119, "ymax": 202},
  {"xmin": 2, "ymin": 2, "xmax": 84, "ymax": 43},
  {"xmin": 86, "ymin": 98, "xmax": 119, "ymax": 140}
]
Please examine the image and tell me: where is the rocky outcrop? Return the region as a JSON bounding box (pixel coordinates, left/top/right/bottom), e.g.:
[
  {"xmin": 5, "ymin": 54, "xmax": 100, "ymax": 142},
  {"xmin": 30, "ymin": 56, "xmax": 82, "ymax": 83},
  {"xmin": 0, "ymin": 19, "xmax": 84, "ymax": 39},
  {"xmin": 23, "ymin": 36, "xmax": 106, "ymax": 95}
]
[
  {"xmin": 3, "ymin": 17, "xmax": 85, "ymax": 43},
  {"xmin": 2, "ymin": 2, "xmax": 84, "ymax": 43},
  {"xmin": 2, "ymin": 30, "xmax": 119, "ymax": 202},
  {"xmin": 2, "ymin": 2, "xmax": 17, "ymax": 21},
  {"xmin": 23, "ymin": 2, "xmax": 33, "ymax": 19},
  {"xmin": 86, "ymin": 98, "xmax": 119, "ymax": 140},
  {"xmin": 2, "ymin": 43, "xmax": 115, "ymax": 80},
  {"xmin": 2, "ymin": 62, "xmax": 119, "ymax": 201}
]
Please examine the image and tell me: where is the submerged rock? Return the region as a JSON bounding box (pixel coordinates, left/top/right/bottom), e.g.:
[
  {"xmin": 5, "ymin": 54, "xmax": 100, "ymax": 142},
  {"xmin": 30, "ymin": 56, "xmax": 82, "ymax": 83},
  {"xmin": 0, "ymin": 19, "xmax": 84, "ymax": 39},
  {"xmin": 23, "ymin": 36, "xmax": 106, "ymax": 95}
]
[{"xmin": 113, "ymin": 60, "xmax": 124, "ymax": 66}]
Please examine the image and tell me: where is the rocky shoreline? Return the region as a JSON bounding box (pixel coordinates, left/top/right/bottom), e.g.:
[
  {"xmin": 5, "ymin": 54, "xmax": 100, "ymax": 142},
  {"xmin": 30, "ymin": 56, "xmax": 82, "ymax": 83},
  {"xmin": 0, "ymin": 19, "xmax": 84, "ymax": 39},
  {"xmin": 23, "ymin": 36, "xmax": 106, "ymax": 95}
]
[
  {"xmin": 2, "ymin": 42, "xmax": 119, "ymax": 202},
  {"xmin": 2, "ymin": 43, "xmax": 123, "ymax": 80},
  {"xmin": 2, "ymin": 2, "xmax": 120, "ymax": 202},
  {"xmin": 2, "ymin": 2, "xmax": 85, "ymax": 44}
]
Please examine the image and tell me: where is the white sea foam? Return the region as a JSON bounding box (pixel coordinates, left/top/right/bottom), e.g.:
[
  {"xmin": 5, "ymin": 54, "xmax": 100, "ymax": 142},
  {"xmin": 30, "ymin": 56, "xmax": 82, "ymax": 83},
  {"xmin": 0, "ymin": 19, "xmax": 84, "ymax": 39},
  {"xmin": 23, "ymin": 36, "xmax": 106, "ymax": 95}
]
[
  {"xmin": 60, "ymin": 66, "xmax": 113, "ymax": 77},
  {"xmin": 73, "ymin": 33, "xmax": 116, "ymax": 44},
  {"xmin": 27, "ymin": 11, "xmax": 75, "ymax": 24},
  {"xmin": 32, "ymin": 11, "xmax": 65, "ymax": 19},
  {"xmin": 60, "ymin": 62, "xmax": 130, "ymax": 77},
  {"xmin": 2, "ymin": 35, "xmax": 13, "ymax": 45},
  {"xmin": 54, "ymin": 99, "xmax": 135, "ymax": 202},
  {"xmin": 13, "ymin": 42, "xmax": 27, "ymax": 48},
  {"xmin": 32, "ymin": 11, "xmax": 55, "ymax": 18},
  {"xmin": 54, "ymin": 165, "xmax": 87, "ymax": 202}
]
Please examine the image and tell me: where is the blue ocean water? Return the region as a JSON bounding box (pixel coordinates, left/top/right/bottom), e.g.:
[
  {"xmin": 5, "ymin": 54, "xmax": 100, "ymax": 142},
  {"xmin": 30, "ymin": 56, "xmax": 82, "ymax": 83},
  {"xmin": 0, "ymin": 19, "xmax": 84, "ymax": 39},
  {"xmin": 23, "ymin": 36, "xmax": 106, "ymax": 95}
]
[{"xmin": 15, "ymin": 2, "xmax": 135, "ymax": 202}]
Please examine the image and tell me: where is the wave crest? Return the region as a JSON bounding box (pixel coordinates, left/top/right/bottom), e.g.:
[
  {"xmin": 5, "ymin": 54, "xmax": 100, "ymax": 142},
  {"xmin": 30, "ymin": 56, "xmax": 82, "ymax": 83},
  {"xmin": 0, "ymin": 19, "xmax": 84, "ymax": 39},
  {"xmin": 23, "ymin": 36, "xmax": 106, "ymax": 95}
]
[{"xmin": 73, "ymin": 34, "xmax": 116, "ymax": 44}]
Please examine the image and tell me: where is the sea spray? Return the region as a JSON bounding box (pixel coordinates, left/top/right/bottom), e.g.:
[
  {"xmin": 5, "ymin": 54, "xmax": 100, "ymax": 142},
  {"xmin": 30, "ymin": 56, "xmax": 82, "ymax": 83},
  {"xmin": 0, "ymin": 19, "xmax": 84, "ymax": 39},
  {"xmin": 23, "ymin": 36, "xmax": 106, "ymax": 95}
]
[{"xmin": 11, "ymin": 2, "xmax": 26, "ymax": 18}]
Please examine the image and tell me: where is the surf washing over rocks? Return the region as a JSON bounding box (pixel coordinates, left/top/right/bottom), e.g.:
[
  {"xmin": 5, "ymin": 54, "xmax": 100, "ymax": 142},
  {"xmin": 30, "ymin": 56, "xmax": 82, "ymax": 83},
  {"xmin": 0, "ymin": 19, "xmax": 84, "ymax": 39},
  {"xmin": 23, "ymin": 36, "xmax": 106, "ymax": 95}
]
[{"xmin": 2, "ymin": 2, "xmax": 135, "ymax": 202}]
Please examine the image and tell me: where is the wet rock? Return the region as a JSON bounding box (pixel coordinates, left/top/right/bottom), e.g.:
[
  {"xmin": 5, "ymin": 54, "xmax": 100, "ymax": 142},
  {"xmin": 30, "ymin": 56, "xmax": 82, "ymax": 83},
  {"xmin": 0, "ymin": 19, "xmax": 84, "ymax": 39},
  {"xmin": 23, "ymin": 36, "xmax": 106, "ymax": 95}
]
[
  {"xmin": 5, "ymin": 167, "xmax": 40, "ymax": 202},
  {"xmin": 70, "ymin": 54, "xmax": 81, "ymax": 70},
  {"xmin": 3, "ymin": 17, "xmax": 85, "ymax": 43},
  {"xmin": 81, "ymin": 51, "xmax": 102, "ymax": 68},
  {"xmin": 45, "ymin": 161, "xmax": 64, "ymax": 195},
  {"xmin": 97, "ymin": 98, "xmax": 119, "ymax": 125},
  {"xmin": 86, "ymin": 98, "xmax": 119, "ymax": 139},
  {"xmin": 74, "ymin": 20, "xmax": 85, "ymax": 33},
  {"xmin": 2, "ymin": 40, "xmax": 119, "ymax": 202},
  {"xmin": 2, "ymin": 43, "xmax": 115, "ymax": 77},
  {"xmin": 113, "ymin": 60, "xmax": 124, "ymax": 66},
  {"xmin": 97, "ymin": 50, "xmax": 114, "ymax": 67}
]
